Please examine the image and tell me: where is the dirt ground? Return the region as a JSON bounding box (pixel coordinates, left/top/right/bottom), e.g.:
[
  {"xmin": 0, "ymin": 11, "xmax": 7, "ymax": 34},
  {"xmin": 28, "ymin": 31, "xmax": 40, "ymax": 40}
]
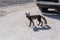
[{"xmin": 0, "ymin": 2, "xmax": 60, "ymax": 40}]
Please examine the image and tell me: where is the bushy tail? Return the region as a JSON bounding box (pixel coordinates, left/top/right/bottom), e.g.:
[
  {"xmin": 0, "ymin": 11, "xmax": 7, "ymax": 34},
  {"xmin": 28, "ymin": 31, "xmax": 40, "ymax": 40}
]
[{"xmin": 41, "ymin": 16, "xmax": 47, "ymax": 25}]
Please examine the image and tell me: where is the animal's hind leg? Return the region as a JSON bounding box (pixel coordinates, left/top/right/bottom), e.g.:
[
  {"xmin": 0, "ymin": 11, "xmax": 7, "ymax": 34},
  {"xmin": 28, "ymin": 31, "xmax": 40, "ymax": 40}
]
[
  {"xmin": 37, "ymin": 19, "xmax": 41, "ymax": 26},
  {"xmin": 37, "ymin": 21, "xmax": 41, "ymax": 26},
  {"xmin": 40, "ymin": 21, "xmax": 43, "ymax": 26}
]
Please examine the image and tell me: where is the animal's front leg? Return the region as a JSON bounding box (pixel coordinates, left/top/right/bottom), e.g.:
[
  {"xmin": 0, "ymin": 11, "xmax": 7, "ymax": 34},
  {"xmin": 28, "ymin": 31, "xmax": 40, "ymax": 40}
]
[
  {"xmin": 29, "ymin": 21, "xmax": 31, "ymax": 27},
  {"xmin": 32, "ymin": 21, "xmax": 35, "ymax": 26}
]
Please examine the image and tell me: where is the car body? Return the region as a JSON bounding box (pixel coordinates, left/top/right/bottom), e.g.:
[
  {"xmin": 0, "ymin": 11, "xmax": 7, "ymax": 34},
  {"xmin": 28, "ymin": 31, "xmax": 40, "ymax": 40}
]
[{"xmin": 36, "ymin": 0, "xmax": 60, "ymax": 14}]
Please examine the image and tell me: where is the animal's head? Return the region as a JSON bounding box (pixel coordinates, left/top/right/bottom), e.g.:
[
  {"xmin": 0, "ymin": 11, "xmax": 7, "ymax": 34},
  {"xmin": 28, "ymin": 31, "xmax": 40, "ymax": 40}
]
[{"xmin": 25, "ymin": 12, "xmax": 30, "ymax": 16}]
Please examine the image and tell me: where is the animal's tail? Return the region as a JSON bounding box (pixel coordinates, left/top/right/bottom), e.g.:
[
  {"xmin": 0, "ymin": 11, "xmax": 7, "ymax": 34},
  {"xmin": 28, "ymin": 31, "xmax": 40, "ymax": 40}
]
[{"xmin": 41, "ymin": 16, "xmax": 47, "ymax": 25}]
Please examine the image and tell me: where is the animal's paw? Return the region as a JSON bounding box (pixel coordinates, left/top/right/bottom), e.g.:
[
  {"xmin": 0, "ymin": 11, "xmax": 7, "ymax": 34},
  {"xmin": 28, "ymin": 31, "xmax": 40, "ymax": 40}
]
[
  {"xmin": 41, "ymin": 24, "xmax": 43, "ymax": 26},
  {"xmin": 29, "ymin": 25, "xmax": 31, "ymax": 27},
  {"xmin": 37, "ymin": 24, "xmax": 39, "ymax": 26}
]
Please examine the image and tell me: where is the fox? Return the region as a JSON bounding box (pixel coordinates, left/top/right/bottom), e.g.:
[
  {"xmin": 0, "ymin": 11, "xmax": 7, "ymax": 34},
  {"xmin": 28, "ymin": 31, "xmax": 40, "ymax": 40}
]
[{"xmin": 25, "ymin": 12, "xmax": 47, "ymax": 27}]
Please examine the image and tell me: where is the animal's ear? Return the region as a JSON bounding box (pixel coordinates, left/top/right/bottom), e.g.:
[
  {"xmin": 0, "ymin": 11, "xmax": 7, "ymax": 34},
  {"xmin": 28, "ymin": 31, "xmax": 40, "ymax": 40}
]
[
  {"xmin": 25, "ymin": 12, "xmax": 27, "ymax": 15},
  {"xmin": 28, "ymin": 12, "xmax": 30, "ymax": 15}
]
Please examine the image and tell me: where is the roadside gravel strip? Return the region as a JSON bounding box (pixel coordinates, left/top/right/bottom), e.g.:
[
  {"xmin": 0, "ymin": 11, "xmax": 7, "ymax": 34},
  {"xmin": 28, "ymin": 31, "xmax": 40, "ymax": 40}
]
[{"xmin": 0, "ymin": 2, "xmax": 41, "ymax": 16}]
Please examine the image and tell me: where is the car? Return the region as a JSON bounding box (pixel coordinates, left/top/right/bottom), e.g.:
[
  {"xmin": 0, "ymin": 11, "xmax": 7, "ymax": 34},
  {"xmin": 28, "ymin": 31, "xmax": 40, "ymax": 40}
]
[{"xmin": 36, "ymin": 0, "xmax": 60, "ymax": 14}]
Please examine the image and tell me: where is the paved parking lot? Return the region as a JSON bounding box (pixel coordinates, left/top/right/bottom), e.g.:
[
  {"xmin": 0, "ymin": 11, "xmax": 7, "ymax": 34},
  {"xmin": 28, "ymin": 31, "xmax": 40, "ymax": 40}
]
[{"xmin": 0, "ymin": 2, "xmax": 60, "ymax": 40}]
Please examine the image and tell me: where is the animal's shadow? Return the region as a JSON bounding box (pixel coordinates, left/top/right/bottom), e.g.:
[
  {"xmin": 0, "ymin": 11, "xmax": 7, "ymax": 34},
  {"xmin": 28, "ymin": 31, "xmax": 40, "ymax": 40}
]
[{"xmin": 33, "ymin": 25, "xmax": 51, "ymax": 32}]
